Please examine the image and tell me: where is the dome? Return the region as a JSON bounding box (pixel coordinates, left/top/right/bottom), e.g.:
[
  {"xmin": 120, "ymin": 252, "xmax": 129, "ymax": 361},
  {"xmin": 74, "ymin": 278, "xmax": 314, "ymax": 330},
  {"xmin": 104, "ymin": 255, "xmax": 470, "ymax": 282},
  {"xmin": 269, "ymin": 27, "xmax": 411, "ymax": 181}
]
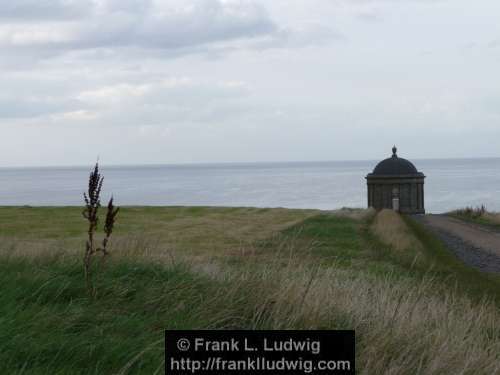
[{"xmin": 370, "ymin": 146, "xmax": 421, "ymax": 176}]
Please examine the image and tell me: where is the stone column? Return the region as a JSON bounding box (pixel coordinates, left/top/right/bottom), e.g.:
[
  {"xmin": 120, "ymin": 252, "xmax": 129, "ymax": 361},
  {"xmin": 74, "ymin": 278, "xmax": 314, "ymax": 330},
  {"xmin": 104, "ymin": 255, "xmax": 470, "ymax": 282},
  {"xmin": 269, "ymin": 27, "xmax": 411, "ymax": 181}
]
[
  {"xmin": 416, "ymin": 183, "xmax": 421, "ymax": 210},
  {"xmin": 421, "ymin": 183, "xmax": 425, "ymax": 211}
]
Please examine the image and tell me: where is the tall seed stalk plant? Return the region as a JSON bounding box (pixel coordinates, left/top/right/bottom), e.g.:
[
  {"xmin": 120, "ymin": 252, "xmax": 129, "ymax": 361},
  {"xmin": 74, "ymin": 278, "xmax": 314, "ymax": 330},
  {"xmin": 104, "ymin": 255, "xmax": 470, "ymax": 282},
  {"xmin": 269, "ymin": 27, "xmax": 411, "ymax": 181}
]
[{"xmin": 82, "ymin": 163, "xmax": 119, "ymax": 296}]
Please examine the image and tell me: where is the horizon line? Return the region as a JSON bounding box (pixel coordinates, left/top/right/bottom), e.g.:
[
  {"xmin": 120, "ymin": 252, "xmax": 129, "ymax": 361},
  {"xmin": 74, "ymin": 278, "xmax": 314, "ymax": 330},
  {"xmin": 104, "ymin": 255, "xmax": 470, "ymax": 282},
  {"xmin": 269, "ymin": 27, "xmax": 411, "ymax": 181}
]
[{"xmin": 1, "ymin": 156, "xmax": 499, "ymax": 170}]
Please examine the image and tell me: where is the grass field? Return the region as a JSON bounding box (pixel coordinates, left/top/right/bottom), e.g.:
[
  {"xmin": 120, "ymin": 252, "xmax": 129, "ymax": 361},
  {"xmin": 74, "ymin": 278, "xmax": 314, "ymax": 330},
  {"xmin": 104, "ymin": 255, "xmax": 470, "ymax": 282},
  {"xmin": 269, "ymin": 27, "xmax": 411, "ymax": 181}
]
[{"xmin": 0, "ymin": 206, "xmax": 499, "ymax": 374}]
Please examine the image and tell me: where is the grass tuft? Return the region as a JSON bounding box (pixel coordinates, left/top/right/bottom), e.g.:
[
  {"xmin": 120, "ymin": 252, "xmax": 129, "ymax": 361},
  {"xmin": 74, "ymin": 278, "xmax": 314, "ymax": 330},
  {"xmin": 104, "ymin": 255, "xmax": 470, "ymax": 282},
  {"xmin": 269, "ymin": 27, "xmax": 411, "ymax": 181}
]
[{"xmin": 449, "ymin": 205, "xmax": 500, "ymax": 228}]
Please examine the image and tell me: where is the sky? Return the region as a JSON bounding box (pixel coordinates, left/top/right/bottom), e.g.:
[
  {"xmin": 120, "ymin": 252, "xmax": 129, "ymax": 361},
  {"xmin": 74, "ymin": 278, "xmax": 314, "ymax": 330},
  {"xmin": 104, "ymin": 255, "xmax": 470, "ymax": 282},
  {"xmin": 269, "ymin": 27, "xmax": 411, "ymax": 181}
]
[{"xmin": 0, "ymin": 0, "xmax": 499, "ymax": 167}]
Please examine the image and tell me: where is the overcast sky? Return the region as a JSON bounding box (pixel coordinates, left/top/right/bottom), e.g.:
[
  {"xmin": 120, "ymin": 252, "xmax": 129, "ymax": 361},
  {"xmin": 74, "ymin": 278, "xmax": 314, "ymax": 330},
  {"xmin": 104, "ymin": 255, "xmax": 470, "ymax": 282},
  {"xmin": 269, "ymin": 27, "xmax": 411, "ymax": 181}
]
[{"xmin": 1, "ymin": 0, "xmax": 499, "ymax": 167}]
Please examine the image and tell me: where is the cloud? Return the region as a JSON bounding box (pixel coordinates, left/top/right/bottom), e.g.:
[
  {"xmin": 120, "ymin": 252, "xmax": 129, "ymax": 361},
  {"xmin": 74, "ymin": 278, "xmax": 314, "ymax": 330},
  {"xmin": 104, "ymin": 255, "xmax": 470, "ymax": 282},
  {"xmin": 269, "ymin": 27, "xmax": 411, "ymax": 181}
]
[
  {"xmin": 0, "ymin": 0, "xmax": 91, "ymax": 20},
  {"xmin": 334, "ymin": 0, "xmax": 442, "ymax": 4},
  {"xmin": 488, "ymin": 39, "xmax": 500, "ymax": 48},
  {"xmin": 0, "ymin": 75, "xmax": 252, "ymax": 126},
  {"xmin": 250, "ymin": 22, "xmax": 343, "ymax": 49},
  {"xmin": 0, "ymin": 94, "xmax": 79, "ymax": 119},
  {"xmin": 73, "ymin": 0, "xmax": 277, "ymax": 50},
  {"xmin": 73, "ymin": 77, "xmax": 252, "ymax": 125},
  {"xmin": 0, "ymin": 0, "xmax": 345, "ymax": 66},
  {"xmin": 0, "ymin": 0, "xmax": 277, "ymax": 58},
  {"xmin": 2, "ymin": 0, "xmax": 500, "ymax": 168}
]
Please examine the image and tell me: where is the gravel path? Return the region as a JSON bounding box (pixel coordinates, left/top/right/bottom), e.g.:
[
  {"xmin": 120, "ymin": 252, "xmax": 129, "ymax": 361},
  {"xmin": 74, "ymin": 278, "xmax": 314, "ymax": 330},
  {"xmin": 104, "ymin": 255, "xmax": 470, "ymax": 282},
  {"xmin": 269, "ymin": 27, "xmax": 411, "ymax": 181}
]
[{"xmin": 413, "ymin": 214, "xmax": 500, "ymax": 274}]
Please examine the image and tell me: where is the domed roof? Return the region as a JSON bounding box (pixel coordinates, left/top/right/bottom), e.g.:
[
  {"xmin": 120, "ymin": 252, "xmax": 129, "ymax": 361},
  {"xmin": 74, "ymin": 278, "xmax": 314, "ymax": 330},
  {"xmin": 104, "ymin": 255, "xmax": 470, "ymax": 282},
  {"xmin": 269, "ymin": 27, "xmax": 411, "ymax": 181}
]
[{"xmin": 370, "ymin": 146, "xmax": 421, "ymax": 176}]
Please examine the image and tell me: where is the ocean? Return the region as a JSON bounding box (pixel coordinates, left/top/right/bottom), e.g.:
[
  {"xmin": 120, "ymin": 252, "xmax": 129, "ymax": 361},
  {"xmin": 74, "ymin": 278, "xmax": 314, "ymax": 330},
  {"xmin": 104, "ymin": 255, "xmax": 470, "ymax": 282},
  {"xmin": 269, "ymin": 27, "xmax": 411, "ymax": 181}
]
[{"xmin": 0, "ymin": 158, "xmax": 499, "ymax": 214}]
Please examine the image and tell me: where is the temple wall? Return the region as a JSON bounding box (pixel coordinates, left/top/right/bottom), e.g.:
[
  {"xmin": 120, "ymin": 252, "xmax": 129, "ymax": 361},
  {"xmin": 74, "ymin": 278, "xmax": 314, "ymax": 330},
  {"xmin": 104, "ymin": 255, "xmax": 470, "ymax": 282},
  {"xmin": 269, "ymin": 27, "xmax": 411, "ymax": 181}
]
[{"xmin": 366, "ymin": 177, "xmax": 425, "ymax": 214}]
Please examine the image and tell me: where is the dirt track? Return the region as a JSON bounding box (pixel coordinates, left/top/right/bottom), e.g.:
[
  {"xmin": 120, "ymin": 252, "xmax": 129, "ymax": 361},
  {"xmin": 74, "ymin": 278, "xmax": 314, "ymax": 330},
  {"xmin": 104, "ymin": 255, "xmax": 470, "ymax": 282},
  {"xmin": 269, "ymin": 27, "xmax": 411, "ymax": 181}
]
[{"xmin": 415, "ymin": 215, "xmax": 500, "ymax": 274}]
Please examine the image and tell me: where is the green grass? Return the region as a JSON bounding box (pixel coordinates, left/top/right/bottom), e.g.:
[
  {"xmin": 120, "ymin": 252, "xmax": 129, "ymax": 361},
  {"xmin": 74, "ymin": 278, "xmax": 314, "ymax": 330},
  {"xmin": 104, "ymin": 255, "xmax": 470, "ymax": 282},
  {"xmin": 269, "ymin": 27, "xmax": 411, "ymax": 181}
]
[
  {"xmin": 280, "ymin": 213, "xmax": 440, "ymax": 279},
  {"xmin": 0, "ymin": 257, "xmax": 273, "ymax": 374},
  {"xmin": 0, "ymin": 206, "xmax": 315, "ymax": 254},
  {"xmin": 0, "ymin": 207, "xmax": 499, "ymax": 374}
]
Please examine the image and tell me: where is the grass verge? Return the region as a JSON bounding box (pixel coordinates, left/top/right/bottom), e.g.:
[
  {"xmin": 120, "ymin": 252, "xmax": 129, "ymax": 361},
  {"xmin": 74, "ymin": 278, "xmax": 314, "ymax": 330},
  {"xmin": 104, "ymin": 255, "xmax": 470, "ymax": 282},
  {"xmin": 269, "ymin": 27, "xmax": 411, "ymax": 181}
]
[{"xmin": 448, "ymin": 206, "xmax": 500, "ymax": 229}]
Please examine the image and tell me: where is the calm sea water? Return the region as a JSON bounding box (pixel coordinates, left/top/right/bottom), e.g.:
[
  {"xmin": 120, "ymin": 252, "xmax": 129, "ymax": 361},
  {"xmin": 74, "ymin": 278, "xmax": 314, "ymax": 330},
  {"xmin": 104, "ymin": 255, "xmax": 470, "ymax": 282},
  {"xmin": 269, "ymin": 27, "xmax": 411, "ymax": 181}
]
[{"xmin": 0, "ymin": 159, "xmax": 499, "ymax": 214}]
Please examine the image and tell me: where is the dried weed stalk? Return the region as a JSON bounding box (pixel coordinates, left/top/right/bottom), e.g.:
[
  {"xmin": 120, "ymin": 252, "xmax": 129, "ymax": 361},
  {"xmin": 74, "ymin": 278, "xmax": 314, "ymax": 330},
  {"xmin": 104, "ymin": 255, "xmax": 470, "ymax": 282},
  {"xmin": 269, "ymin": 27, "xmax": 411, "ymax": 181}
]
[{"xmin": 82, "ymin": 163, "xmax": 119, "ymax": 296}]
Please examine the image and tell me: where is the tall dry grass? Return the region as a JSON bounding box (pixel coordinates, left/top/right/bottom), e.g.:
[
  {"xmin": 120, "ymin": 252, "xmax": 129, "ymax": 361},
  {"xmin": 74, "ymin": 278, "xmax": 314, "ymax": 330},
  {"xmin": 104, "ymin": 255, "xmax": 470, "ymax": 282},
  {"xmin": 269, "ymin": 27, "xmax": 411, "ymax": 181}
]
[
  {"xmin": 372, "ymin": 209, "xmax": 422, "ymax": 252},
  {"xmin": 1, "ymin": 214, "xmax": 498, "ymax": 374},
  {"xmin": 370, "ymin": 209, "xmax": 432, "ymax": 270},
  {"xmin": 111, "ymin": 232, "xmax": 499, "ymax": 374},
  {"xmin": 452, "ymin": 206, "xmax": 500, "ymax": 226},
  {"xmin": 483, "ymin": 212, "xmax": 500, "ymax": 225},
  {"xmin": 222, "ymin": 257, "xmax": 500, "ymax": 374}
]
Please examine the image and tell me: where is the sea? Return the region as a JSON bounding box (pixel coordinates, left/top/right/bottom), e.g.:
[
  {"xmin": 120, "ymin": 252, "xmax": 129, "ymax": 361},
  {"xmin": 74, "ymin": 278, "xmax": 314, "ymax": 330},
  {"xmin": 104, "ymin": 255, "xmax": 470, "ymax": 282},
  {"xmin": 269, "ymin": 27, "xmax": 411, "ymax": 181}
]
[{"xmin": 1, "ymin": 158, "xmax": 499, "ymax": 214}]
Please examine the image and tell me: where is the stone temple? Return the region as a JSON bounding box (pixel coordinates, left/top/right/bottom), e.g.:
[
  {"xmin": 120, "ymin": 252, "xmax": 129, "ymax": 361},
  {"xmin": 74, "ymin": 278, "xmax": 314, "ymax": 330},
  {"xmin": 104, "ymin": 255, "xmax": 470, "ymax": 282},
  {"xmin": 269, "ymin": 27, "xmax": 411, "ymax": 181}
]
[{"xmin": 366, "ymin": 146, "xmax": 425, "ymax": 214}]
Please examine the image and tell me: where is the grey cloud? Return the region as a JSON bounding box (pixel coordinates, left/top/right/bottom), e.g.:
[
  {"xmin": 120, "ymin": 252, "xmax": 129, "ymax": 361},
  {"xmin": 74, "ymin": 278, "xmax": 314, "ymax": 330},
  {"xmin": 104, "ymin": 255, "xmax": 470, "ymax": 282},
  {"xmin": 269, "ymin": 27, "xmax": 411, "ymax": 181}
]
[
  {"xmin": 354, "ymin": 8, "xmax": 384, "ymax": 22},
  {"xmin": 488, "ymin": 39, "xmax": 500, "ymax": 48},
  {"xmin": 250, "ymin": 22, "xmax": 344, "ymax": 49},
  {"xmin": 0, "ymin": 0, "xmax": 277, "ymax": 57},
  {"xmin": 458, "ymin": 39, "xmax": 500, "ymax": 51},
  {"xmin": 81, "ymin": 1, "xmax": 276, "ymax": 49},
  {"xmin": 0, "ymin": 0, "xmax": 345, "ymax": 65},
  {"xmin": 0, "ymin": 96, "xmax": 80, "ymax": 119},
  {"xmin": 0, "ymin": 0, "xmax": 91, "ymax": 20},
  {"xmin": 4, "ymin": 0, "xmax": 500, "ymax": 168},
  {"xmin": 335, "ymin": 0, "xmax": 442, "ymax": 4},
  {"xmin": 0, "ymin": 75, "xmax": 251, "ymax": 123},
  {"xmin": 97, "ymin": 0, "xmax": 154, "ymax": 13},
  {"xmin": 73, "ymin": 78, "xmax": 253, "ymax": 126}
]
